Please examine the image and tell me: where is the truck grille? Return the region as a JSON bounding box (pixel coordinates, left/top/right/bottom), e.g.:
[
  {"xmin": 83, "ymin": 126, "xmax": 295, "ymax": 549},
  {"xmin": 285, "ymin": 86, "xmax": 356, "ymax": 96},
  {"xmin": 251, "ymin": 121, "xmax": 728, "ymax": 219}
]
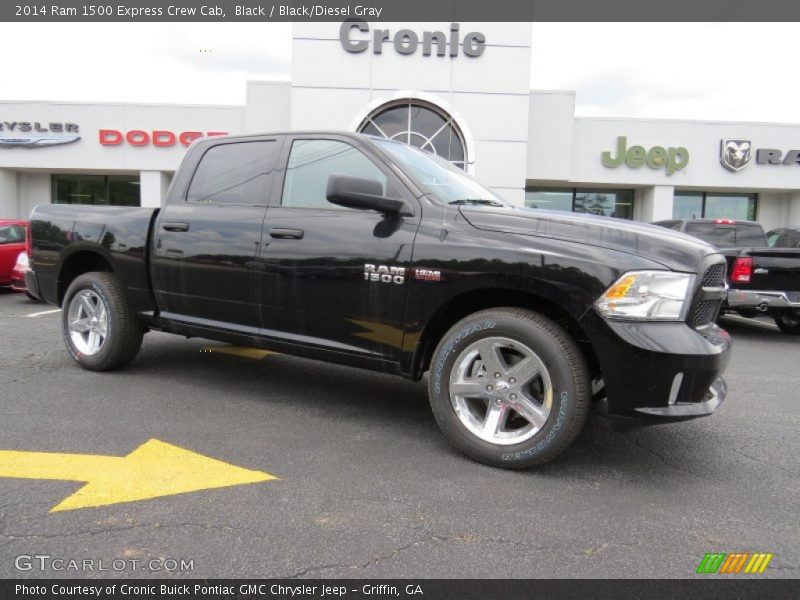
[
  {"xmin": 702, "ymin": 263, "xmax": 726, "ymax": 288},
  {"xmin": 692, "ymin": 300, "xmax": 720, "ymax": 328},
  {"xmin": 689, "ymin": 261, "xmax": 727, "ymax": 328}
]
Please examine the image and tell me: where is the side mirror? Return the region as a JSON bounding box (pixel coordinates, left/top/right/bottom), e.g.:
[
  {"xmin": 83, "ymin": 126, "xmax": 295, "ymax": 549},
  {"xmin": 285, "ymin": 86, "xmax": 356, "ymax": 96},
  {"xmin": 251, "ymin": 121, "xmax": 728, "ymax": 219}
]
[{"xmin": 326, "ymin": 174, "xmax": 413, "ymax": 216}]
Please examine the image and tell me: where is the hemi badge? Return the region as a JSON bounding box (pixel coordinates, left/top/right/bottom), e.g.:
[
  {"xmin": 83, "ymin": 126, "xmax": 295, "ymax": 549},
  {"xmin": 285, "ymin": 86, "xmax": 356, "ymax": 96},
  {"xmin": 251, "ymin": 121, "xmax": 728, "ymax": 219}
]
[{"xmin": 414, "ymin": 268, "xmax": 442, "ymax": 282}]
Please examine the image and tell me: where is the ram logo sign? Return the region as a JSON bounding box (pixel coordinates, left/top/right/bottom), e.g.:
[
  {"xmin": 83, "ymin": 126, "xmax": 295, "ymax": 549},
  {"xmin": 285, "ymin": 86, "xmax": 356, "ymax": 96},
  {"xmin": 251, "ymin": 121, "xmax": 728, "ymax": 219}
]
[
  {"xmin": 720, "ymin": 139, "xmax": 753, "ymax": 172},
  {"xmin": 696, "ymin": 552, "xmax": 773, "ymax": 574}
]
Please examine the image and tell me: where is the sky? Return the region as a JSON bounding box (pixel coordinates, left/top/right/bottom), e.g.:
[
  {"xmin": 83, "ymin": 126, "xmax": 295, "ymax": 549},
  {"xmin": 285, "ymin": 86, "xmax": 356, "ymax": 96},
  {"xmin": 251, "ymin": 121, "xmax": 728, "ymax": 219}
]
[{"xmin": 0, "ymin": 22, "xmax": 797, "ymax": 123}]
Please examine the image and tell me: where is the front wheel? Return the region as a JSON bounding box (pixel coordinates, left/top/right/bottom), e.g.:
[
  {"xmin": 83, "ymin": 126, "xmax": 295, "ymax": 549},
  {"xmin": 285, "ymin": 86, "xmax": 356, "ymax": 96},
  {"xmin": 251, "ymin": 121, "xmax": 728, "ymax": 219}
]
[
  {"xmin": 61, "ymin": 271, "xmax": 144, "ymax": 371},
  {"xmin": 428, "ymin": 308, "xmax": 590, "ymax": 469},
  {"xmin": 775, "ymin": 312, "xmax": 800, "ymax": 335}
]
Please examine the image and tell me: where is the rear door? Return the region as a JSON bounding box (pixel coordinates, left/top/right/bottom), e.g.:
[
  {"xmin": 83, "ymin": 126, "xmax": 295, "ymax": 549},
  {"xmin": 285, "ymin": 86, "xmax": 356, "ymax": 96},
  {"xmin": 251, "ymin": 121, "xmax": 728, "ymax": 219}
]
[
  {"xmin": 152, "ymin": 136, "xmax": 284, "ymax": 332},
  {"xmin": 258, "ymin": 135, "xmax": 421, "ymax": 360}
]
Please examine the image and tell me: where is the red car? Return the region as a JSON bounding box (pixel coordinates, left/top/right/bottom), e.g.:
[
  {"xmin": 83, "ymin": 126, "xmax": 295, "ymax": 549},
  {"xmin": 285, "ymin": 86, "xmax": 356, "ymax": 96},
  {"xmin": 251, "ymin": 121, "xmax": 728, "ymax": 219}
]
[
  {"xmin": 11, "ymin": 250, "xmax": 31, "ymax": 295},
  {"xmin": 0, "ymin": 219, "xmax": 27, "ymax": 288}
]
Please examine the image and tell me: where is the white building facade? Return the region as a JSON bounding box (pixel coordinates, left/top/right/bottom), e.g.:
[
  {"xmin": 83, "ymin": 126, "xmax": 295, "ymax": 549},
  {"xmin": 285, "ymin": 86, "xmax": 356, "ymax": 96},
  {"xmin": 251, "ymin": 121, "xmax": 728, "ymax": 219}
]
[{"xmin": 2, "ymin": 21, "xmax": 800, "ymax": 231}]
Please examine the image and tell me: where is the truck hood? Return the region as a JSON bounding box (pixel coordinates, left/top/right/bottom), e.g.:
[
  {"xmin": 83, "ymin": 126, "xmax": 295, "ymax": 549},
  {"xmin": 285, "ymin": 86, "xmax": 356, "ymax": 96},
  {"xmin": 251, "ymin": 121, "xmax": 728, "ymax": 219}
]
[{"xmin": 458, "ymin": 205, "xmax": 717, "ymax": 272}]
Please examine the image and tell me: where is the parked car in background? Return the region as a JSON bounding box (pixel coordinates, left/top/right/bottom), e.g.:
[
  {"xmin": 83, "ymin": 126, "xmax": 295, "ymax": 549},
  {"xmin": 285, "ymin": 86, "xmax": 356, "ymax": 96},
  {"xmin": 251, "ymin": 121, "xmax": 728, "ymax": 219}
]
[
  {"xmin": 10, "ymin": 251, "xmax": 39, "ymax": 300},
  {"xmin": 655, "ymin": 218, "xmax": 800, "ymax": 333},
  {"xmin": 0, "ymin": 219, "xmax": 27, "ymax": 288}
]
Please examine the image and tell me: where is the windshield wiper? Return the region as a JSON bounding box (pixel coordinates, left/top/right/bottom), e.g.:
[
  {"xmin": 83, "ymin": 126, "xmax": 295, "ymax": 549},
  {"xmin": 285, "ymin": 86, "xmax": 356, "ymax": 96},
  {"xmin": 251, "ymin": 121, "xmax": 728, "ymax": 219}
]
[{"xmin": 448, "ymin": 199, "xmax": 506, "ymax": 207}]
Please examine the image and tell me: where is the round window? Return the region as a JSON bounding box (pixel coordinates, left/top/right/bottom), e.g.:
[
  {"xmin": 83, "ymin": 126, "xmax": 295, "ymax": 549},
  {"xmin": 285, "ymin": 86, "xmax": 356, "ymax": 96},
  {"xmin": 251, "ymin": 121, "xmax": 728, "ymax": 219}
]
[{"xmin": 358, "ymin": 101, "xmax": 467, "ymax": 170}]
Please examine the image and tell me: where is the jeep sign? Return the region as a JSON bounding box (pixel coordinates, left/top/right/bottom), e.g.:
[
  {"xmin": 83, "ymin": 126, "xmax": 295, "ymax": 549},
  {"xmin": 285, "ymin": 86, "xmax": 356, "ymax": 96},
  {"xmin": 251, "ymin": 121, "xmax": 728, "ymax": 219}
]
[{"xmin": 602, "ymin": 136, "xmax": 689, "ymax": 176}]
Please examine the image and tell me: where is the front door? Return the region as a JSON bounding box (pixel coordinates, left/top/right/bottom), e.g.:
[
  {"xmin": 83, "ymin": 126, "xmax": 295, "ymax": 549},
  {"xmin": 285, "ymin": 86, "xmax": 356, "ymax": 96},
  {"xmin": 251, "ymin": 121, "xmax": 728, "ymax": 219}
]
[{"xmin": 260, "ymin": 136, "xmax": 420, "ymax": 360}]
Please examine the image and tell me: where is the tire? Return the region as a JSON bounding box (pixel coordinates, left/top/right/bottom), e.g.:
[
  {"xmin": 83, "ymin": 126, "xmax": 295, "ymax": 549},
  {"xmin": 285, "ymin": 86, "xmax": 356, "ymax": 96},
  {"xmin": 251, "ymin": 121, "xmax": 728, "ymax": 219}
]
[
  {"xmin": 775, "ymin": 313, "xmax": 800, "ymax": 335},
  {"xmin": 61, "ymin": 271, "xmax": 144, "ymax": 371},
  {"xmin": 428, "ymin": 307, "xmax": 590, "ymax": 469}
]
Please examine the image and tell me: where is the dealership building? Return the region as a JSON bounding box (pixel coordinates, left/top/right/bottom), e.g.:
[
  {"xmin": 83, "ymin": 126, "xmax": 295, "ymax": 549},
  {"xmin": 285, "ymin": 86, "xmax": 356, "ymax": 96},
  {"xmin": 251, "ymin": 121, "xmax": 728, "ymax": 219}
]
[{"xmin": 2, "ymin": 22, "xmax": 800, "ymax": 231}]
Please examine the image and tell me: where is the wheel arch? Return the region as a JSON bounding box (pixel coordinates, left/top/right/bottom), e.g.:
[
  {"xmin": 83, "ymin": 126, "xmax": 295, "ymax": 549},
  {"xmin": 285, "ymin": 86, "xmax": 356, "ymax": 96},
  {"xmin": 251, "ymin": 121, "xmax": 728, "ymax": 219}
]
[
  {"xmin": 57, "ymin": 247, "xmax": 115, "ymax": 306},
  {"xmin": 410, "ymin": 288, "xmax": 600, "ymax": 381}
]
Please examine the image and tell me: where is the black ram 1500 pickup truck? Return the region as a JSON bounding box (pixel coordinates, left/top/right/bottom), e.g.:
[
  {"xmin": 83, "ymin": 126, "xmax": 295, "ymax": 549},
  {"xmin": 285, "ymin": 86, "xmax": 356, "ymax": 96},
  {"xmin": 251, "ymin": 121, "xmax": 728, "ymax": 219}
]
[
  {"xmin": 28, "ymin": 132, "xmax": 732, "ymax": 469},
  {"xmin": 655, "ymin": 218, "xmax": 800, "ymax": 333}
]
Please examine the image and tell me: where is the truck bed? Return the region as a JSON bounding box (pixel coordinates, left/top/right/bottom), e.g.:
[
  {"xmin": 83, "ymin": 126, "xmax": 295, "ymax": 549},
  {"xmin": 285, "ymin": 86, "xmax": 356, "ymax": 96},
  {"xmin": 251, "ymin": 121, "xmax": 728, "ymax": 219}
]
[{"xmin": 28, "ymin": 204, "xmax": 159, "ymax": 312}]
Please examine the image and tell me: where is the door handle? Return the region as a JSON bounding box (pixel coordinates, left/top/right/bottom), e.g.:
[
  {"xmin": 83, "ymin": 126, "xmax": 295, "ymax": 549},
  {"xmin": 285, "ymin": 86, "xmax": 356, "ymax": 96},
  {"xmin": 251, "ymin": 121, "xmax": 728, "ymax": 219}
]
[
  {"xmin": 269, "ymin": 228, "xmax": 304, "ymax": 239},
  {"xmin": 162, "ymin": 222, "xmax": 190, "ymax": 232}
]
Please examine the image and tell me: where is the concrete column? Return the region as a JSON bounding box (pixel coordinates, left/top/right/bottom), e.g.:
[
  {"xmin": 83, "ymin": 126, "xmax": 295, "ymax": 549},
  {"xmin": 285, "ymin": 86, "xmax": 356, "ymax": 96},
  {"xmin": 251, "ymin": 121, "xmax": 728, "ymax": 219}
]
[
  {"xmin": 0, "ymin": 169, "xmax": 18, "ymax": 218},
  {"xmin": 788, "ymin": 191, "xmax": 800, "ymax": 226},
  {"xmin": 637, "ymin": 185, "xmax": 674, "ymax": 223},
  {"xmin": 139, "ymin": 171, "xmax": 172, "ymax": 208},
  {"xmin": 17, "ymin": 173, "xmax": 51, "ymax": 219}
]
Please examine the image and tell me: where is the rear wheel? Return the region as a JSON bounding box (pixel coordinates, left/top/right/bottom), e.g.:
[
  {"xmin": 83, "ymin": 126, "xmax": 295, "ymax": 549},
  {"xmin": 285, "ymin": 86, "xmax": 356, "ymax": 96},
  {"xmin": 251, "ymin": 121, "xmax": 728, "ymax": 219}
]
[
  {"xmin": 61, "ymin": 272, "xmax": 144, "ymax": 370},
  {"xmin": 775, "ymin": 312, "xmax": 800, "ymax": 335},
  {"xmin": 428, "ymin": 308, "xmax": 590, "ymax": 469}
]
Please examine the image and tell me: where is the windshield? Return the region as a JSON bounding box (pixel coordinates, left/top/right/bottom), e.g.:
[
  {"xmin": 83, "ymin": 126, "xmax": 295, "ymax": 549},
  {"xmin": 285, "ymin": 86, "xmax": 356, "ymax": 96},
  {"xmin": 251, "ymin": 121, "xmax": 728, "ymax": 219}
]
[{"xmin": 372, "ymin": 138, "xmax": 509, "ymax": 207}]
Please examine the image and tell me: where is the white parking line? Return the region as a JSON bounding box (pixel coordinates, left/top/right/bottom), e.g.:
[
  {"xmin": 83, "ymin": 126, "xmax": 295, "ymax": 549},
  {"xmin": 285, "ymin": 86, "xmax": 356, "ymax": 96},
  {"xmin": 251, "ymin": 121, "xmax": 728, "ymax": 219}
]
[
  {"xmin": 723, "ymin": 314, "xmax": 779, "ymax": 330},
  {"xmin": 26, "ymin": 308, "xmax": 61, "ymax": 318}
]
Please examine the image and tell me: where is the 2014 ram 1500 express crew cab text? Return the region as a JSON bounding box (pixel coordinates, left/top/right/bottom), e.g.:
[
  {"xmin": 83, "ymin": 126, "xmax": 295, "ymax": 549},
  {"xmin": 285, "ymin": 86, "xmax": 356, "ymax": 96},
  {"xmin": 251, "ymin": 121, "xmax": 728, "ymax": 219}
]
[{"xmin": 27, "ymin": 132, "xmax": 732, "ymax": 468}]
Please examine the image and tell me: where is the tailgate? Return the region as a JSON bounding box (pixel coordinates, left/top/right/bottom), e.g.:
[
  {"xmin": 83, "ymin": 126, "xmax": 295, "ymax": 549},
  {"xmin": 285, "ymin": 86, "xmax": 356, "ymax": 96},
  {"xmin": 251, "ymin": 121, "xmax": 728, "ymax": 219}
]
[{"xmin": 748, "ymin": 248, "xmax": 800, "ymax": 292}]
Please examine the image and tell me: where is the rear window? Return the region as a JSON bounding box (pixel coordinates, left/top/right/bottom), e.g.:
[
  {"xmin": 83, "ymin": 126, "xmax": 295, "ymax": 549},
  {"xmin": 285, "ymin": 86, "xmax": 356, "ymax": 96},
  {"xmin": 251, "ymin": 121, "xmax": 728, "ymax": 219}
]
[
  {"xmin": 654, "ymin": 220, "xmax": 682, "ymax": 231},
  {"xmin": 684, "ymin": 222, "xmax": 767, "ymax": 248},
  {"xmin": 0, "ymin": 224, "xmax": 25, "ymax": 244}
]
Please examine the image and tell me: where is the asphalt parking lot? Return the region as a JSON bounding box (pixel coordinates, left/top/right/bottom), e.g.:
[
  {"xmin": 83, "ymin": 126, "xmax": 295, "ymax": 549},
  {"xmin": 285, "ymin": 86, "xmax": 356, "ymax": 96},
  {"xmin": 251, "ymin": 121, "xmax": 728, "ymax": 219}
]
[{"xmin": 0, "ymin": 289, "xmax": 798, "ymax": 579}]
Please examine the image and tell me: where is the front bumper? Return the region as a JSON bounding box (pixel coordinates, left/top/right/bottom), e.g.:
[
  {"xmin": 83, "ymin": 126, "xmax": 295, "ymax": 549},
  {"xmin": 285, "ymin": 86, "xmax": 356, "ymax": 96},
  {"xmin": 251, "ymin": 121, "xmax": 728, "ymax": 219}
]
[
  {"xmin": 726, "ymin": 289, "xmax": 800, "ymax": 312},
  {"xmin": 580, "ymin": 309, "xmax": 731, "ymax": 422}
]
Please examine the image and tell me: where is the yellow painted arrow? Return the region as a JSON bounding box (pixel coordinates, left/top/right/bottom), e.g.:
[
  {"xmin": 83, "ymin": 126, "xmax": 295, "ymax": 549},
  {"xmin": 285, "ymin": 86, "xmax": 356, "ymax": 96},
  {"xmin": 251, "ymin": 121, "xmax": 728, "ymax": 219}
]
[{"xmin": 0, "ymin": 439, "xmax": 277, "ymax": 512}]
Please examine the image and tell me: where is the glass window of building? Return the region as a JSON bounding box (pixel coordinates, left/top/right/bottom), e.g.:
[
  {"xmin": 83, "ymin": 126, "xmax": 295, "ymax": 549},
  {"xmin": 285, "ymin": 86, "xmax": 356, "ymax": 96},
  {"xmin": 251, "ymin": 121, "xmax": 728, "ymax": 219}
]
[
  {"xmin": 524, "ymin": 189, "xmax": 572, "ymax": 212},
  {"xmin": 525, "ymin": 187, "xmax": 635, "ymax": 220},
  {"xmin": 358, "ymin": 100, "xmax": 467, "ymax": 170},
  {"xmin": 574, "ymin": 189, "xmax": 634, "ymax": 219},
  {"xmin": 673, "ymin": 191, "xmax": 757, "ymax": 221},
  {"xmin": 53, "ymin": 174, "xmax": 141, "ymax": 206},
  {"xmin": 673, "ymin": 192, "xmax": 704, "ymax": 219}
]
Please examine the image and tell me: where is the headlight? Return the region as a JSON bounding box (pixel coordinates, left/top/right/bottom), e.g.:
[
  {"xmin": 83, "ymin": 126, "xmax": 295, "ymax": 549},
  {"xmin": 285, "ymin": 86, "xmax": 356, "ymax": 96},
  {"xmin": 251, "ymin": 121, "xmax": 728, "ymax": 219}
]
[{"xmin": 595, "ymin": 271, "xmax": 694, "ymax": 321}]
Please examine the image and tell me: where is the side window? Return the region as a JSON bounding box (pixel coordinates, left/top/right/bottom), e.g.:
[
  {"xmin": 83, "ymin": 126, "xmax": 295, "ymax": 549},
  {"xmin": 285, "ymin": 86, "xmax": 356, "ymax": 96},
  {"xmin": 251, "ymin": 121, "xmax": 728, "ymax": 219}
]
[
  {"xmin": 281, "ymin": 139, "xmax": 388, "ymax": 209},
  {"xmin": 0, "ymin": 224, "xmax": 24, "ymax": 243},
  {"xmin": 766, "ymin": 230, "xmax": 781, "ymax": 247},
  {"xmin": 187, "ymin": 140, "xmax": 279, "ymax": 205},
  {"xmin": 780, "ymin": 229, "xmax": 800, "ymax": 248}
]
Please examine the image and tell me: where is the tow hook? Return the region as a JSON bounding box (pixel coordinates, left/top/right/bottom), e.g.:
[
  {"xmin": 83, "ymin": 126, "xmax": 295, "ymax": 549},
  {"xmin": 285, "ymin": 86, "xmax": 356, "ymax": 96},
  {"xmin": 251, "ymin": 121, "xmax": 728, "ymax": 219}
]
[{"xmin": 757, "ymin": 302, "xmax": 769, "ymax": 312}]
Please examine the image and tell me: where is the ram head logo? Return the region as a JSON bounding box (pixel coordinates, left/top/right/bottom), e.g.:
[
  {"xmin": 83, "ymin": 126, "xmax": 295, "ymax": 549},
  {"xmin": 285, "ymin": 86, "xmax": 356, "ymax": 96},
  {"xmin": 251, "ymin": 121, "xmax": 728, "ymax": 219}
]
[{"xmin": 720, "ymin": 139, "xmax": 752, "ymax": 172}]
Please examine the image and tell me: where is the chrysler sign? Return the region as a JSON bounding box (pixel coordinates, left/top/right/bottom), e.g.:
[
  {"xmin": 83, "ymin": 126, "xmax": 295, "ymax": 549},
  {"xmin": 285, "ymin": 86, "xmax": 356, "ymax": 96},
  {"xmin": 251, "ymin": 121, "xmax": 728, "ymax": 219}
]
[{"xmin": 0, "ymin": 121, "xmax": 80, "ymax": 149}]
